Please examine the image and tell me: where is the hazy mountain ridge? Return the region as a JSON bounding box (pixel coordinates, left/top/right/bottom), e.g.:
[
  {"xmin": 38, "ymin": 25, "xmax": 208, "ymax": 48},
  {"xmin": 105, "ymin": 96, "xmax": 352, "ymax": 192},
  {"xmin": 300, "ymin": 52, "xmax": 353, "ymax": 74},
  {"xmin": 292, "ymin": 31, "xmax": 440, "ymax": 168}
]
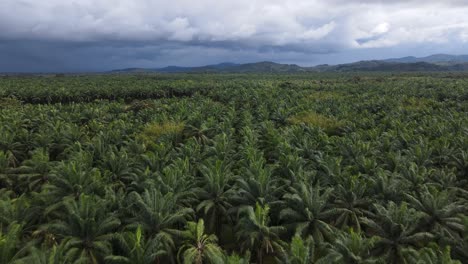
[
  {"xmin": 111, "ymin": 54, "xmax": 468, "ymax": 73},
  {"xmin": 384, "ymin": 54, "xmax": 468, "ymax": 63},
  {"xmin": 112, "ymin": 61, "xmax": 304, "ymax": 73},
  {"xmin": 314, "ymin": 61, "xmax": 468, "ymax": 72}
]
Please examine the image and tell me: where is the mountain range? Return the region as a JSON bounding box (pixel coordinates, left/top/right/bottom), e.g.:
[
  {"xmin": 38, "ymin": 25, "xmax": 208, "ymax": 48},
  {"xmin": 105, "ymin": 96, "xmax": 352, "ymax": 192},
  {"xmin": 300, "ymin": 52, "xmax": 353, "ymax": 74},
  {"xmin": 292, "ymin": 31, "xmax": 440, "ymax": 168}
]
[
  {"xmin": 111, "ymin": 54, "xmax": 468, "ymax": 73},
  {"xmin": 384, "ymin": 54, "xmax": 468, "ymax": 63}
]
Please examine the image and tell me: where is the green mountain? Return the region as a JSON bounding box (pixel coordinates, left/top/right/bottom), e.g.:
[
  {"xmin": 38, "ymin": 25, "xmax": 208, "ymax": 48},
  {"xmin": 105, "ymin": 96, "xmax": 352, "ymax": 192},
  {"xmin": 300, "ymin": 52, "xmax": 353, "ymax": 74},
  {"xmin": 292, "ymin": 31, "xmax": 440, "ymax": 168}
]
[
  {"xmin": 111, "ymin": 54, "xmax": 468, "ymax": 73},
  {"xmin": 112, "ymin": 61, "xmax": 303, "ymax": 73},
  {"xmin": 384, "ymin": 54, "xmax": 468, "ymax": 63},
  {"xmin": 312, "ymin": 61, "xmax": 468, "ymax": 72}
]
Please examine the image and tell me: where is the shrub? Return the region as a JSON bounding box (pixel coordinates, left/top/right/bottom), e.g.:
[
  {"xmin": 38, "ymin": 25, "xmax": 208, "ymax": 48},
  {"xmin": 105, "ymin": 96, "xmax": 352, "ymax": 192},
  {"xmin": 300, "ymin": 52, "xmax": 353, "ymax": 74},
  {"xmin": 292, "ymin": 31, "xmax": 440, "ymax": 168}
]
[
  {"xmin": 400, "ymin": 97, "xmax": 434, "ymax": 111},
  {"xmin": 287, "ymin": 111, "xmax": 344, "ymax": 135},
  {"xmin": 0, "ymin": 98, "xmax": 22, "ymax": 108},
  {"xmin": 124, "ymin": 99, "xmax": 155, "ymax": 112},
  {"xmin": 138, "ymin": 121, "xmax": 184, "ymax": 145},
  {"xmin": 308, "ymin": 91, "xmax": 343, "ymax": 100}
]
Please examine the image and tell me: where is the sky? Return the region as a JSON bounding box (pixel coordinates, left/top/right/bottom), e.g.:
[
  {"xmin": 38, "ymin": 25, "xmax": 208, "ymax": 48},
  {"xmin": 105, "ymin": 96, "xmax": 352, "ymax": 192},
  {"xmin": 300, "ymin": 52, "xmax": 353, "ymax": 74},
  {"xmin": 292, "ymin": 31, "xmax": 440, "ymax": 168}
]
[{"xmin": 1, "ymin": 0, "xmax": 468, "ymax": 72}]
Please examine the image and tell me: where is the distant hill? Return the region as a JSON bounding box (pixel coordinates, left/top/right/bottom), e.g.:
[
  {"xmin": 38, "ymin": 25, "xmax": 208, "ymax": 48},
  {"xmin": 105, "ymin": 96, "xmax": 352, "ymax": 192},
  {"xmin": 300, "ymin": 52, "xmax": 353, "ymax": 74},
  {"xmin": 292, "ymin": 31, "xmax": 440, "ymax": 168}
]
[
  {"xmin": 111, "ymin": 54, "xmax": 468, "ymax": 73},
  {"xmin": 111, "ymin": 62, "xmax": 241, "ymax": 73},
  {"xmin": 384, "ymin": 54, "xmax": 468, "ymax": 64},
  {"xmin": 312, "ymin": 61, "xmax": 468, "ymax": 72},
  {"xmin": 223, "ymin": 61, "xmax": 305, "ymax": 73},
  {"xmin": 112, "ymin": 61, "xmax": 304, "ymax": 73}
]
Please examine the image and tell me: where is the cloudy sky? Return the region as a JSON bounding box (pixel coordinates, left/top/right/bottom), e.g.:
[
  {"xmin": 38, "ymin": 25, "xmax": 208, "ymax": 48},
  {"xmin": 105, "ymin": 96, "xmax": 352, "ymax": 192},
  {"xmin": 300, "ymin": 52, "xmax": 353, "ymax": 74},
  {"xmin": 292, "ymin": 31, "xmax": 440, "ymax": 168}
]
[{"xmin": 1, "ymin": 0, "xmax": 468, "ymax": 72}]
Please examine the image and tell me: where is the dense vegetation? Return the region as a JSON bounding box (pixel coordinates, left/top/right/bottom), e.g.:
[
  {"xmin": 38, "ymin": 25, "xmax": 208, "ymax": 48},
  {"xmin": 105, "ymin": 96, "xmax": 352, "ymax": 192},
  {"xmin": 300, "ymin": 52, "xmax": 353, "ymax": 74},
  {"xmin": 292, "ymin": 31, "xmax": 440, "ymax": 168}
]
[{"xmin": 0, "ymin": 73, "xmax": 467, "ymax": 263}]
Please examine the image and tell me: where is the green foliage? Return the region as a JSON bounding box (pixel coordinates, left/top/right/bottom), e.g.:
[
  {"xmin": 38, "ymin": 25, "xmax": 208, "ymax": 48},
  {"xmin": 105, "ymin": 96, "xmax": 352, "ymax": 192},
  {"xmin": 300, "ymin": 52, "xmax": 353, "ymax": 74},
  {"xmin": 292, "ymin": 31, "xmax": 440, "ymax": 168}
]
[
  {"xmin": 287, "ymin": 111, "xmax": 344, "ymax": 135},
  {"xmin": 324, "ymin": 229, "xmax": 380, "ymax": 264},
  {"xmin": 308, "ymin": 91, "xmax": 344, "ymax": 100},
  {"xmin": 14, "ymin": 243, "xmax": 80, "ymax": 264},
  {"xmin": 283, "ymin": 235, "xmax": 316, "ymax": 264},
  {"xmin": 237, "ymin": 202, "xmax": 286, "ymax": 263},
  {"xmin": 0, "ymin": 97, "xmax": 22, "ymax": 108},
  {"xmin": 224, "ymin": 252, "xmax": 251, "ymax": 264},
  {"xmin": 0, "ymin": 73, "xmax": 466, "ymax": 263},
  {"xmin": 105, "ymin": 225, "xmax": 167, "ymax": 264},
  {"xmin": 281, "ymin": 184, "xmax": 340, "ymax": 242},
  {"xmin": 138, "ymin": 121, "xmax": 185, "ymax": 146},
  {"xmin": 0, "ymin": 222, "xmax": 26, "ymax": 263},
  {"xmin": 178, "ymin": 219, "xmax": 224, "ymax": 264},
  {"xmin": 45, "ymin": 194, "xmax": 121, "ymax": 264},
  {"xmin": 400, "ymin": 97, "xmax": 435, "ymax": 111},
  {"xmin": 402, "ymin": 243, "xmax": 461, "ymax": 264}
]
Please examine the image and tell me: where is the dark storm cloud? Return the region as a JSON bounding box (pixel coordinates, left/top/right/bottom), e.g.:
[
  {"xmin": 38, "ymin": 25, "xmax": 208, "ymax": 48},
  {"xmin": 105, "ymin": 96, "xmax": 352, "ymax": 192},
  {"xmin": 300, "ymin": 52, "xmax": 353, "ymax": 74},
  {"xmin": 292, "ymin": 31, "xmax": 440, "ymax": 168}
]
[{"xmin": 0, "ymin": 0, "xmax": 467, "ymax": 72}]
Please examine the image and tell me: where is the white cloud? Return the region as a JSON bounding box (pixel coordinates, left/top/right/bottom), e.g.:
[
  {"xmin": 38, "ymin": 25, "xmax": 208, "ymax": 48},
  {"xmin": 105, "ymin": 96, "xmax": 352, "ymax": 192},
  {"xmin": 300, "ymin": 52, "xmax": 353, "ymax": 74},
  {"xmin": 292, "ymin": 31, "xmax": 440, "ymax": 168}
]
[
  {"xmin": 1, "ymin": 0, "xmax": 467, "ymax": 51},
  {"xmin": 461, "ymin": 31, "xmax": 468, "ymax": 43},
  {"xmin": 372, "ymin": 23, "xmax": 390, "ymax": 35},
  {"xmin": 301, "ymin": 21, "xmax": 336, "ymax": 41},
  {"xmin": 166, "ymin": 17, "xmax": 198, "ymax": 41}
]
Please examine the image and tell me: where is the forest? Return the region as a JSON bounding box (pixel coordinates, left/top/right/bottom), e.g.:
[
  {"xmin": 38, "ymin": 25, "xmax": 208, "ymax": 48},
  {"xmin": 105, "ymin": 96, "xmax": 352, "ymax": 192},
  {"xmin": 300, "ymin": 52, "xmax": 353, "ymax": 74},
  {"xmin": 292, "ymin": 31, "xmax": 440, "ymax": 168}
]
[{"xmin": 0, "ymin": 73, "xmax": 467, "ymax": 263}]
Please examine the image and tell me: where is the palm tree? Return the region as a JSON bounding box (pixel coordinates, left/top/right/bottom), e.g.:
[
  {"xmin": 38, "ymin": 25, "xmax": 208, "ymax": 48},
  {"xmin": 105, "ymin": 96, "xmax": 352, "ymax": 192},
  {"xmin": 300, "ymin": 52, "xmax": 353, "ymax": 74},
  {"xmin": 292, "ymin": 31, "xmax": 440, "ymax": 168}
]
[
  {"xmin": 10, "ymin": 148, "xmax": 52, "ymax": 192},
  {"xmin": 316, "ymin": 155, "xmax": 344, "ymax": 186},
  {"xmin": 258, "ymin": 121, "xmax": 287, "ymax": 162},
  {"xmin": 183, "ymin": 123, "xmax": 216, "ymax": 145},
  {"xmin": 401, "ymin": 243, "xmax": 461, "ymax": 264},
  {"xmin": 405, "ymin": 186, "xmax": 466, "ymax": 243},
  {"xmin": 231, "ymin": 146, "xmax": 281, "ymax": 207},
  {"xmin": 224, "ymin": 252, "xmax": 251, "ymax": 264},
  {"xmin": 47, "ymin": 122, "xmax": 82, "ymax": 161},
  {"xmin": 368, "ymin": 169, "xmax": 406, "ymax": 204},
  {"xmin": 46, "ymin": 194, "xmax": 121, "ymax": 264},
  {"xmin": 178, "ymin": 138, "xmax": 205, "ymax": 168},
  {"xmin": 155, "ymin": 158, "xmax": 197, "ymax": 205},
  {"xmin": 0, "ymin": 127, "xmax": 27, "ymax": 167},
  {"xmin": 196, "ymin": 159, "xmax": 234, "ymax": 236},
  {"xmin": 236, "ymin": 202, "xmax": 286, "ymax": 264},
  {"xmin": 99, "ymin": 148, "xmax": 135, "ymax": 190},
  {"xmin": 280, "ymin": 184, "xmax": 341, "ymax": 242},
  {"xmin": 0, "ymin": 193, "xmax": 44, "ymax": 236},
  {"xmin": 332, "ymin": 175, "xmax": 372, "ymax": 232},
  {"xmin": 14, "ymin": 243, "xmax": 81, "ymax": 264},
  {"xmin": 0, "ymin": 150, "xmax": 13, "ymax": 189},
  {"xmin": 45, "ymin": 153, "xmax": 104, "ymax": 212},
  {"xmin": 121, "ymin": 167, "xmax": 157, "ymax": 194},
  {"xmin": 453, "ymin": 216, "xmax": 468, "ymax": 260},
  {"xmin": 279, "ymin": 234, "xmax": 329, "ymax": 264},
  {"xmin": 449, "ymin": 150, "xmax": 468, "ymax": 178},
  {"xmin": 0, "ymin": 222, "xmax": 28, "ymax": 263},
  {"xmin": 86, "ymin": 133, "xmax": 112, "ymax": 165},
  {"xmin": 138, "ymin": 145, "xmax": 173, "ymax": 173},
  {"xmin": 398, "ymin": 163, "xmax": 431, "ymax": 197},
  {"xmin": 202, "ymin": 133, "xmax": 236, "ymax": 163},
  {"xmin": 105, "ymin": 225, "xmax": 167, "ymax": 264},
  {"xmin": 127, "ymin": 189, "xmax": 193, "ymax": 255},
  {"xmin": 361, "ymin": 202, "xmax": 434, "ymax": 264},
  {"xmin": 324, "ymin": 229, "xmax": 380, "ymax": 264},
  {"xmin": 178, "ymin": 219, "xmax": 224, "ymax": 264},
  {"xmin": 428, "ymin": 169, "xmax": 468, "ymax": 199}
]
